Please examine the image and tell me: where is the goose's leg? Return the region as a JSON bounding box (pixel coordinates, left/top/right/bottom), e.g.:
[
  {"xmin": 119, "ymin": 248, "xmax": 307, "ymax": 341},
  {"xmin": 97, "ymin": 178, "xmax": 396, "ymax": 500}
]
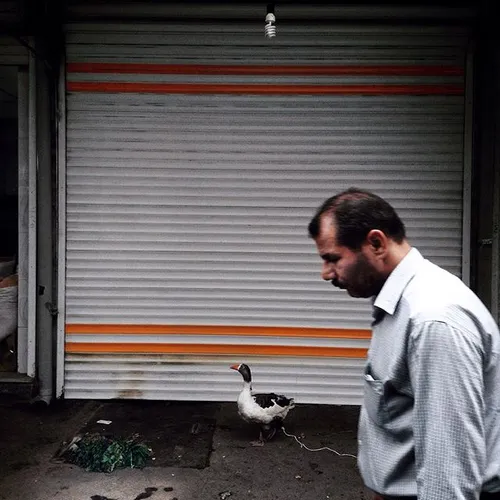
[
  {"xmin": 262, "ymin": 422, "xmax": 277, "ymax": 441},
  {"xmin": 250, "ymin": 429, "xmax": 265, "ymax": 447}
]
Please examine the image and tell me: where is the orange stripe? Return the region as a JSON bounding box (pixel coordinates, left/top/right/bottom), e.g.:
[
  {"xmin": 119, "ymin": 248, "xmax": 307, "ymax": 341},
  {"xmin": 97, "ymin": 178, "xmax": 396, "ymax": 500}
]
[
  {"xmin": 65, "ymin": 324, "xmax": 371, "ymax": 339},
  {"xmin": 67, "ymin": 62, "xmax": 464, "ymax": 76},
  {"xmin": 67, "ymin": 82, "xmax": 464, "ymax": 95},
  {"xmin": 65, "ymin": 342, "xmax": 367, "ymax": 358}
]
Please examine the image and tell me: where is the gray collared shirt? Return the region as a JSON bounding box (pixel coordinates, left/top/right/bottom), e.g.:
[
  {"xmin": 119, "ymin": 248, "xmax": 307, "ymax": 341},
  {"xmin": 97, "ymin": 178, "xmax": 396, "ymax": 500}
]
[{"xmin": 358, "ymin": 248, "xmax": 500, "ymax": 499}]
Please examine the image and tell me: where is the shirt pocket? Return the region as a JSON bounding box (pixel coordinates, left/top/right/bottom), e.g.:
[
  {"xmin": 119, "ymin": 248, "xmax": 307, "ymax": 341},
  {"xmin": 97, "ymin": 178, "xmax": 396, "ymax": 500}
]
[
  {"xmin": 364, "ymin": 372, "xmax": 389, "ymax": 427},
  {"xmin": 363, "ymin": 366, "xmax": 413, "ymax": 434}
]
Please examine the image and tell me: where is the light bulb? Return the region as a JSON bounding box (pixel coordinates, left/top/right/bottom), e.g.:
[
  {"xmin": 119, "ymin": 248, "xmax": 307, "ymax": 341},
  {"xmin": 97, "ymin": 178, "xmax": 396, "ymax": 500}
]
[{"xmin": 265, "ymin": 12, "xmax": 276, "ymax": 38}]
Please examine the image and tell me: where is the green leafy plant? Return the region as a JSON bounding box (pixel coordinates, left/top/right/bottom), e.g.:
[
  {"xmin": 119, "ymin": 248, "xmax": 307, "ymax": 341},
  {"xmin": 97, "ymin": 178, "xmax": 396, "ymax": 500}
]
[{"xmin": 64, "ymin": 433, "xmax": 152, "ymax": 473}]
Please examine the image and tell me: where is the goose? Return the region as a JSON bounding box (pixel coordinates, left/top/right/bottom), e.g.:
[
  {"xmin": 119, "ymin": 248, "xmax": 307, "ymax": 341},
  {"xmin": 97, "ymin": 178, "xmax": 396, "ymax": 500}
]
[{"xmin": 230, "ymin": 363, "xmax": 295, "ymax": 446}]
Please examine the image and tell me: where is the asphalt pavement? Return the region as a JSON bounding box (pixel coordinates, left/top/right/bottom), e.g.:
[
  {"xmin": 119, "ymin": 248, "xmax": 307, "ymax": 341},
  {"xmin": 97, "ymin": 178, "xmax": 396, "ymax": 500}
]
[{"xmin": 0, "ymin": 398, "xmax": 371, "ymax": 500}]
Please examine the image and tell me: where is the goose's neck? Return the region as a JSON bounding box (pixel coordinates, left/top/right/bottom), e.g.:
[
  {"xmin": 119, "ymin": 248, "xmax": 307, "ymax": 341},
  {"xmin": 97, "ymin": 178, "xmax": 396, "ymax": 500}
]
[{"xmin": 243, "ymin": 380, "xmax": 252, "ymax": 392}]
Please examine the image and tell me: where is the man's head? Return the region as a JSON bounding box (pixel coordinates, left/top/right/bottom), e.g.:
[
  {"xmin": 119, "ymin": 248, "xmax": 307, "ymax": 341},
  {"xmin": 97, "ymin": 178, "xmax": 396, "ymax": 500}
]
[{"xmin": 308, "ymin": 188, "xmax": 410, "ymax": 298}]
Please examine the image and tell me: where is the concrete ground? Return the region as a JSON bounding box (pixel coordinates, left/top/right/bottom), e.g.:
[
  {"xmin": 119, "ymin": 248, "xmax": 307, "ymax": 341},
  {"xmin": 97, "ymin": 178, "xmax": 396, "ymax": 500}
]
[{"xmin": 0, "ymin": 398, "xmax": 371, "ymax": 500}]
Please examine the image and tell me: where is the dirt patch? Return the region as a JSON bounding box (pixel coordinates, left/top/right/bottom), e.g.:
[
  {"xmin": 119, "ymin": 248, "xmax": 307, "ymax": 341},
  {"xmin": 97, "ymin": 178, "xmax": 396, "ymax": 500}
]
[{"xmin": 56, "ymin": 401, "xmax": 218, "ymax": 470}]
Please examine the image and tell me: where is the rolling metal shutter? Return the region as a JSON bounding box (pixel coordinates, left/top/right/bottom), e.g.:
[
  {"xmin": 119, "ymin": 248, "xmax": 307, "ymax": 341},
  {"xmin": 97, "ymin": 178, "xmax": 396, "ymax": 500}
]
[{"xmin": 62, "ymin": 16, "xmax": 469, "ymax": 403}]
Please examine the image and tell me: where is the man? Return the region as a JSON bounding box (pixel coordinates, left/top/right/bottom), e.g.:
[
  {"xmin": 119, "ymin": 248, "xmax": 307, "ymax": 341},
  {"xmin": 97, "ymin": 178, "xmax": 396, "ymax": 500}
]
[{"xmin": 308, "ymin": 187, "xmax": 500, "ymax": 500}]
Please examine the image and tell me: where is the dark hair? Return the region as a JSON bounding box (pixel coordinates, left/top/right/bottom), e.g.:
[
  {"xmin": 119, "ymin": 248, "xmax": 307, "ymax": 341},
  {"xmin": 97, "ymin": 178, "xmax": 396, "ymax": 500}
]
[{"xmin": 308, "ymin": 187, "xmax": 406, "ymax": 250}]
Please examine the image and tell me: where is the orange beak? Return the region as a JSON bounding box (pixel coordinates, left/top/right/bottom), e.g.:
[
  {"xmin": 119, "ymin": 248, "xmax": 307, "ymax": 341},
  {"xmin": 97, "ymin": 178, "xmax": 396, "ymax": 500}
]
[{"xmin": 230, "ymin": 364, "xmax": 240, "ymax": 370}]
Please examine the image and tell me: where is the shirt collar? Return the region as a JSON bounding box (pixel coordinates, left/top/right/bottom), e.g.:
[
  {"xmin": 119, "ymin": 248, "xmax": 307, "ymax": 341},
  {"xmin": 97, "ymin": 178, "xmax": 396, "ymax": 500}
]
[{"xmin": 373, "ymin": 247, "xmax": 424, "ymax": 316}]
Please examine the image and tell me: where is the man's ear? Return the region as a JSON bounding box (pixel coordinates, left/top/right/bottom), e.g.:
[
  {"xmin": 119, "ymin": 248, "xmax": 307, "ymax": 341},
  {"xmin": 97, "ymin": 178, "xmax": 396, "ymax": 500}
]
[{"xmin": 366, "ymin": 229, "xmax": 387, "ymax": 254}]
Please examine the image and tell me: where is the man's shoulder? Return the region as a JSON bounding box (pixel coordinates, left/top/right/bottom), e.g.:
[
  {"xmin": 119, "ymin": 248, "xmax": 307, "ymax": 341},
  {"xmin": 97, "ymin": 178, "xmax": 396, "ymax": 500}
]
[
  {"xmin": 404, "ymin": 258, "xmax": 466, "ymax": 304},
  {"xmin": 401, "ymin": 259, "xmax": 498, "ymax": 337}
]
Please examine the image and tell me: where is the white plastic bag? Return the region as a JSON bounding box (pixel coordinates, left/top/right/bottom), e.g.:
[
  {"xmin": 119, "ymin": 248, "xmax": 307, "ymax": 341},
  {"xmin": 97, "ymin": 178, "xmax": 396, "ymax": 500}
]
[
  {"xmin": 0, "ymin": 260, "xmax": 15, "ymax": 279},
  {"xmin": 0, "ymin": 276, "xmax": 18, "ymax": 342}
]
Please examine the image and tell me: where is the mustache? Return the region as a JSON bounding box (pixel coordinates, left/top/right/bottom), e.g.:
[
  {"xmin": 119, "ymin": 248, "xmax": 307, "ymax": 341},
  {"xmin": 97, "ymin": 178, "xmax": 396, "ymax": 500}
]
[{"xmin": 331, "ymin": 279, "xmax": 346, "ymax": 290}]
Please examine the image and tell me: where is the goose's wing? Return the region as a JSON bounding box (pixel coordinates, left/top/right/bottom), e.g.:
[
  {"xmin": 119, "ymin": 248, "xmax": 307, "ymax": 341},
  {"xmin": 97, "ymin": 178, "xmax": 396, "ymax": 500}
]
[{"xmin": 253, "ymin": 392, "xmax": 294, "ymax": 409}]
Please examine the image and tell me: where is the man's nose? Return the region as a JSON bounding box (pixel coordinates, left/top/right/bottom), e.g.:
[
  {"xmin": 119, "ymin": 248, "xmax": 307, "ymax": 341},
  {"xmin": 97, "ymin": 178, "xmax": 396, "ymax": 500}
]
[{"xmin": 321, "ymin": 262, "xmax": 336, "ymax": 281}]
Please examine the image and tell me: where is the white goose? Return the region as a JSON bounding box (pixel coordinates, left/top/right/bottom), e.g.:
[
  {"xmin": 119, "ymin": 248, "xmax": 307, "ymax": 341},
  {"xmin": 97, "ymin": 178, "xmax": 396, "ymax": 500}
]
[{"xmin": 230, "ymin": 363, "xmax": 295, "ymax": 446}]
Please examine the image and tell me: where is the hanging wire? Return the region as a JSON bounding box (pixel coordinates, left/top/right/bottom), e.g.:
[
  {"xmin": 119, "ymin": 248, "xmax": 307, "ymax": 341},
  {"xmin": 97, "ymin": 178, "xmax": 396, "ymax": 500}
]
[{"xmin": 0, "ymin": 87, "xmax": 16, "ymax": 100}]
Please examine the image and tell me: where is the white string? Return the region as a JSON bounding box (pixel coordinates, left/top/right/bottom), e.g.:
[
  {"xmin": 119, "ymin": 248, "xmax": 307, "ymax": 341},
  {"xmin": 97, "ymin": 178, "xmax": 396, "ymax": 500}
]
[{"xmin": 281, "ymin": 425, "xmax": 357, "ymax": 458}]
